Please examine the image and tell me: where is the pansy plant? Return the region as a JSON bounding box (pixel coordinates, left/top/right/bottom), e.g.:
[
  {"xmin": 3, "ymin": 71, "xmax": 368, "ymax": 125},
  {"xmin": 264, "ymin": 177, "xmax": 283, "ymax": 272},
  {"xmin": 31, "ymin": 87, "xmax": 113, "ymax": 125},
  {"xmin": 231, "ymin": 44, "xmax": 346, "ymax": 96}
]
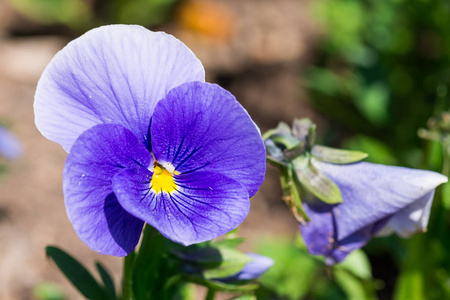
[
  {"xmin": 264, "ymin": 118, "xmax": 447, "ymax": 264},
  {"xmin": 34, "ymin": 25, "xmax": 266, "ymax": 257}
]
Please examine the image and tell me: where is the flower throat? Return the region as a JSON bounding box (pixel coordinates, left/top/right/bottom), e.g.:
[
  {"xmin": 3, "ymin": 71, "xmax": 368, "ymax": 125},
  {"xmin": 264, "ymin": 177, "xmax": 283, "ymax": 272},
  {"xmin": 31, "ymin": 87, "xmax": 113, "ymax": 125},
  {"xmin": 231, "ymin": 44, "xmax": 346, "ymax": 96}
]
[{"xmin": 151, "ymin": 164, "xmax": 177, "ymax": 194}]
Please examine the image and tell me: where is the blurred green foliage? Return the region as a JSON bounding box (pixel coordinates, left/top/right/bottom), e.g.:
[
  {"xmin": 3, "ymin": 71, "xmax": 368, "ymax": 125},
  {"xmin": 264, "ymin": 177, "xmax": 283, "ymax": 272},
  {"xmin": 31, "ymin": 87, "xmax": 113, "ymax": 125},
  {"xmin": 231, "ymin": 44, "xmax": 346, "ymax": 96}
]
[
  {"xmin": 7, "ymin": 0, "xmax": 180, "ymax": 32},
  {"xmin": 254, "ymin": 238, "xmax": 378, "ymax": 300},
  {"xmin": 306, "ymin": 0, "xmax": 450, "ymax": 168}
]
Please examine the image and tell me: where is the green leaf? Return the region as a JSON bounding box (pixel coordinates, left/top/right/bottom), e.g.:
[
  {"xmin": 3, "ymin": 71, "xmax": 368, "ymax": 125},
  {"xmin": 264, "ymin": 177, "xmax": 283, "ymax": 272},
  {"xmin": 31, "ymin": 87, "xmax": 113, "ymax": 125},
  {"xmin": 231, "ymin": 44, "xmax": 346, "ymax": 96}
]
[
  {"xmin": 441, "ymin": 180, "xmax": 450, "ymax": 210},
  {"xmin": 393, "ymin": 268, "xmax": 425, "ymax": 300},
  {"xmin": 45, "ymin": 246, "xmax": 108, "ymax": 300},
  {"xmin": 33, "ymin": 282, "xmax": 65, "ymax": 300},
  {"xmin": 256, "ymin": 237, "xmax": 319, "ymax": 300},
  {"xmin": 311, "ymin": 145, "xmax": 368, "ymax": 164},
  {"xmin": 293, "ymin": 157, "xmax": 343, "ymax": 204},
  {"xmin": 185, "ymin": 274, "xmax": 258, "ymax": 292},
  {"xmin": 334, "ymin": 269, "xmax": 368, "ymax": 300},
  {"xmin": 171, "ymin": 283, "xmax": 197, "ymax": 300},
  {"xmin": 228, "ymin": 295, "xmax": 256, "ymax": 300},
  {"xmin": 9, "ymin": 0, "xmax": 92, "ymax": 30},
  {"xmin": 213, "ymin": 237, "xmax": 246, "ymax": 249},
  {"xmin": 173, "ymin": 244, "xmax": 252, "ymax": 280},
  {"xmin": 95, "ymin": 262, "xmax": 116, "ymax": 300},
  {"xmin": 335, "ymin": 249, "xmax": 372, "ymax": 280},
  {"xmin": 355, "ymin": 82, "xmax": 389, "ymax": 126},
  {"xmin": 201, "ymin": 248, "xmax": 252, "ymax": 280}
]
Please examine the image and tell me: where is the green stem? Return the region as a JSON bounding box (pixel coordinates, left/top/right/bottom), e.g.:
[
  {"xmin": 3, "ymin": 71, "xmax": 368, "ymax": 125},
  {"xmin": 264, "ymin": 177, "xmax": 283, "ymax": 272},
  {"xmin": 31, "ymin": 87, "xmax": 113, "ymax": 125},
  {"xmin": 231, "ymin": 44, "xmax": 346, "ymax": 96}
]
[
  {"xmin": 205, "ymin": 288, "xmax": 216, "ymax": 300},
  {"xmin": 122, "ymin": 251, "xmax": 136, "ymax": 300}
]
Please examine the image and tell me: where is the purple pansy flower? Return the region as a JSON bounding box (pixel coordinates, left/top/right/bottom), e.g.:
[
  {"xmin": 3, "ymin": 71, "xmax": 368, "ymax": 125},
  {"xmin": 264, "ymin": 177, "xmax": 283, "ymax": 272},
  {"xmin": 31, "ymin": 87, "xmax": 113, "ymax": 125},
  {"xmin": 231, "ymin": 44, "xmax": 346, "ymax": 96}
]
[
  {"xmin": 0, "ymin": 126, "xmax": 22, "ymax": 160},
  {"xmin": 34, "ymin": 25, "xmax": 266, "ymax": 256},
  {"xmin": 300, "ymin": 159, "xmax": 447, "ymax": 265},
  {"xmin": 215, "ymin": 252, "xmax": 274, "ymax": 282}
]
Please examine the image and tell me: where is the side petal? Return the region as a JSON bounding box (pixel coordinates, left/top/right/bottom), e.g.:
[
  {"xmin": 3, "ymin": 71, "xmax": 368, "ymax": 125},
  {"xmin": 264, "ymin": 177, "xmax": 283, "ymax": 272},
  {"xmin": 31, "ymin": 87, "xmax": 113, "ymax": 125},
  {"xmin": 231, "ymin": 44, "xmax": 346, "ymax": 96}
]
[
  {"xmin": 63, "ymin": 123, "xmax": 152, "ymax": 256},
  {"xmin": 35, "ymin": 24, "xmax": 205, "ymax": 152},
  {"xmin": 112, "ymin": 168, "xmax": 250, "ymax": 246},
  {"xmin": 151, "ymin": 81, "xmax": 266, "ymax": 197},
  {"xmin": 313, "ymin": 160, "xmax": 447, "ymax": 241}
]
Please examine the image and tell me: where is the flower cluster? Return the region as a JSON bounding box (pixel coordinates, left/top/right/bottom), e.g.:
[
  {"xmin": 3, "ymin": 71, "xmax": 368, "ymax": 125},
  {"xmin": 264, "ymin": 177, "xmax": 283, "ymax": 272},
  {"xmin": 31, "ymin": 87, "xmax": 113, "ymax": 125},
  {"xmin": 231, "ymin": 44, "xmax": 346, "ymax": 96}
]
[{"xmin": 34, "ymin": 25, "xmax": 266, "ymax": 256}]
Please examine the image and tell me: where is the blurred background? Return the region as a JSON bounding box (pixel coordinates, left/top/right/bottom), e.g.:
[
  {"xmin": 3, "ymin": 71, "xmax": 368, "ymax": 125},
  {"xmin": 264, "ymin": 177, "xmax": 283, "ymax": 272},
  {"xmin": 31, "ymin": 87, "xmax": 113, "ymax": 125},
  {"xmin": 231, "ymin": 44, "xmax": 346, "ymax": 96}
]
[{"xmin": 1, "ymin": 0, "xmax": 450, "ymax": 299}]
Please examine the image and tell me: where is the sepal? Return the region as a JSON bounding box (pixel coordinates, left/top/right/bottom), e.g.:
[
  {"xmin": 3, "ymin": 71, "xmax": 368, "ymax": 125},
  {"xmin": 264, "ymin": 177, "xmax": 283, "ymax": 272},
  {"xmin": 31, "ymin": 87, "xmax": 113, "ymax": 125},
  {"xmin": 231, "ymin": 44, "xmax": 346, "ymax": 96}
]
[
  {"xmin": 293, "ymin": 157, "xmax": 343, "ymax": 204},
  {"xmin": 311, "ymin": 145, "xmax": 368, "ymax": 164}
]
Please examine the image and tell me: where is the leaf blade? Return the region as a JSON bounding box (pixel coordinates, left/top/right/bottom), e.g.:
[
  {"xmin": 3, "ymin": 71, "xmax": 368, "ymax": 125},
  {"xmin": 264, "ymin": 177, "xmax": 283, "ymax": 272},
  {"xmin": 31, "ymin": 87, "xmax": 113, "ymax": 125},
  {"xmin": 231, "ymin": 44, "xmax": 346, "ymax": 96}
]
[{"xmin": 45, "ymin": 246, "xmax": 107, "ymax": 300}]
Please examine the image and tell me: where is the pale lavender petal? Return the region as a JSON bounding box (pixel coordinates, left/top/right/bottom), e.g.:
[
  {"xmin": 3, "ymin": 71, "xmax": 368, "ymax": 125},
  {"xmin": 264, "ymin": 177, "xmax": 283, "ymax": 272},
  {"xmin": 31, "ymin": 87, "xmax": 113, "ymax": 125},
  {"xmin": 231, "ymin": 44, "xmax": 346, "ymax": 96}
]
[
  {"xmin": 151, "ymin": 81, "xmax": 266, "ymax": 197},
  {"xmin": 300, "ymin": 160, "xmax": 446, "ymax": 263},
  {"xmin": 112, "ymin": 167, "xmax": 249, "ymax": 246},
  {"xmin": 313, "ymin": 160, "xmax": 447, "ymax": 241},
  {"xmin": 63, "ymin": 123, "xmax": 152, "ymax": 256},
  {"xmin": 35, "ymin": 25, "xmax": 205, "ymax": 152},
  {"xmin": 377, "ymin": 191, "xmax": 435, "ymax": 238}
]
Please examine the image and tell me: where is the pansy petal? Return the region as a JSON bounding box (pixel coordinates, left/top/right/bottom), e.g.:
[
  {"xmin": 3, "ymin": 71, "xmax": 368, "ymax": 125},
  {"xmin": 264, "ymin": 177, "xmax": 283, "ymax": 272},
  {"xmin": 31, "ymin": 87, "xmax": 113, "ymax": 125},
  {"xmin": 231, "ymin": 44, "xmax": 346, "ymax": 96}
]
[
  {"xmin": 378, "ymin": 191, "xmax": 435, "ymax": 238},
  {"xmin": 216, "ymin": 252, "xmax": 274, "ymax": 282},
  {"xmin": 64, "ymin": 123, "xmax": 152, "ymax": 256},
  {"xmin": 300, "ymin": 200, "xmax": 391, "ymax": 264},
  {"xmin": 313, "ymin": 160, "xmax": 447, "ymax": 241},
  {"xmin": 299, "ymin": 201, "xmax": 335, "ymax": 258},
  {"xmin": 35, "ymin": 25, "xmax": 205, "ymax": 152},
  {"xmin": 151, "ymin": 81, "xmax": 266, "ymax": 197},
  {"xmin": 112, "ymin": 168, "xmax": 250, "ymax": 246},
  {"xmin": 0, "ymin": 126, "xmax": 22, "ymax": 159}
]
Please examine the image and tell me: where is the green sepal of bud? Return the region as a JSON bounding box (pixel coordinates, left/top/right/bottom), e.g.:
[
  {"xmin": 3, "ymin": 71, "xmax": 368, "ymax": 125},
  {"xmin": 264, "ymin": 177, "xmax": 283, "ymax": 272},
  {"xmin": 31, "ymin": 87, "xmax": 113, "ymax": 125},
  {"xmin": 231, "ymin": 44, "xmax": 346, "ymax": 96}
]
[
  {"xmin": 292, "ymin": 118, "xmax": 313, "ymax": 141},
  {"xmin": 311, "ymin": 145, "xmax": 368, "ymax": 164},
  {"xmin": 307, "ymin": 124, "xmax": 316, "ymax": 149},
  {"xmin": 269, "ymin": 134, "xmax": 300, "ymax": 150},
  {"xmin": 278, "ymin": 163, "xmax": 310, "ymax": 222},
  {"xmin": 265, "ymin": 139, "xmax": 287, "ymax": 167},
  {"xmin": 291, "ymin": 119, "xmax": 315, "ymax": 148},
  {"xmin": 283, "ymin": 142, "xmax": 306, "ymax": 160},
  {"xmin": 262, "ymin": 122, "xmax": 291, "ymax": 140},
  {"xmin": 293, "ymin": 157, "xmax": 343, "ymax": 204}
]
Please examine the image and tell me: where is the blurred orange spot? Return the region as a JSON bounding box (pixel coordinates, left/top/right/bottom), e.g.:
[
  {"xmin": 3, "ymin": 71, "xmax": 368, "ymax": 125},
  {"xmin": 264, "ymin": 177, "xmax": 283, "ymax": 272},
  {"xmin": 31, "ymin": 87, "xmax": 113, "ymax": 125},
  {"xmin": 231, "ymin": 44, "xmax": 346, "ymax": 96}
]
[{"xmin": 176, "ymin": 0, "xmax": 233, "ymax": 42}]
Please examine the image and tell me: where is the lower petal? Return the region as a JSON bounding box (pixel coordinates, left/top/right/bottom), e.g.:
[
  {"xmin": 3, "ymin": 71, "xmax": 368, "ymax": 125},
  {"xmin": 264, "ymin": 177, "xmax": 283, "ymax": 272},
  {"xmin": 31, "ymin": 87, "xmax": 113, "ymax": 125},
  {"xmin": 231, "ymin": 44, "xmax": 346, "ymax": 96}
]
[{"xmin": 112, "ymin": 168, "xmax": 250, "ymax": 246}]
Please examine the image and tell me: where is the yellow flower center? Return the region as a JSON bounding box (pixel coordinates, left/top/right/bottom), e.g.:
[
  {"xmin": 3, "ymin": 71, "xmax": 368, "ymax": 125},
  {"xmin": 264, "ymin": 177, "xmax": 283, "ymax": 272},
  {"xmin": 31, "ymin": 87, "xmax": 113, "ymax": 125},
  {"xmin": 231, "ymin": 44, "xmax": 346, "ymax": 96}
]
[{"xmin": 151, "ymin": 164, "xmax": 177, "ymax": 194}]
